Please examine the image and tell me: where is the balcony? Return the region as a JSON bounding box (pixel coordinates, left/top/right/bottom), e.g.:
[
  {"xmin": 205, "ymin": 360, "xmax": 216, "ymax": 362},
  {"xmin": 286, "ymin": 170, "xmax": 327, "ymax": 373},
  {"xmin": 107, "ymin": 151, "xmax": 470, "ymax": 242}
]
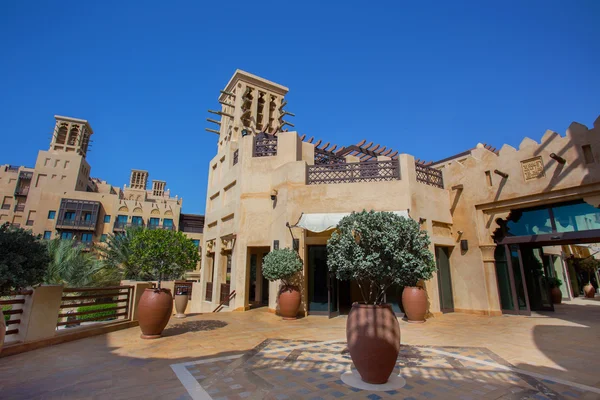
[
  {"xmin": 147, "ymin": 224, "xmax": 175, "ymax": 231},
  {"xmin": 14, "ymin": 186, "xmax": 30, "ymax": 196},
  {"xmin": 307, "ymin": 159, "xmax": 400, "ymax": 185},
  {"xmin": 19, "ymin": 171, "xmax": 33, "ymax": 180},
  {"xmin": 14, "ymin": 204, "xmax": 25, "ymax": 212},
  {"xmin": 113, "ymin": 221, "xmax": 128, "ymax": 231},
  {"xmin": 55, "ymin": 219, "xmax": 97, "ymax": 230},
  {"xmin": 415, "ymin": 163, "xmax": 444, "ymax": 189}
]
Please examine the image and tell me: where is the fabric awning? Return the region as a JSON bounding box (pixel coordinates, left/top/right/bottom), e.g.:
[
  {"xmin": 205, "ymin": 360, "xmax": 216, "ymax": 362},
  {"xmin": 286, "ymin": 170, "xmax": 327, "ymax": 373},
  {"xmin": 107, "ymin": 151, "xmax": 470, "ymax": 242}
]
[{"xmin": 292, "ymin": 210, "xmax": 410, "ymax": 233}]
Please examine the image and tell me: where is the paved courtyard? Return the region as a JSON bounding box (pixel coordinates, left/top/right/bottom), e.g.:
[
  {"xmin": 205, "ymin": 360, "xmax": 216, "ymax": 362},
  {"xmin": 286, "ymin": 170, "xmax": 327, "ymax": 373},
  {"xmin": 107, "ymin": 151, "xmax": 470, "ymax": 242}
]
[{"xmin": 1, "ymin": 298, "xmax": 600, "ymax": 399}]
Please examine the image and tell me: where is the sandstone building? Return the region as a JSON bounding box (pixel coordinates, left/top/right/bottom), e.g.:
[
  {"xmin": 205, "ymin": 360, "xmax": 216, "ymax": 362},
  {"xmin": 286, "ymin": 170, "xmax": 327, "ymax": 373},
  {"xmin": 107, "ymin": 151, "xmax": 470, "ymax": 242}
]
[
  {"xmin": 194, "ymin": 69, "xmax": 600, "ymax": 317},
  {"xmin": 0, "ymin": 115, "xmax": 203, "ymax": 278}
]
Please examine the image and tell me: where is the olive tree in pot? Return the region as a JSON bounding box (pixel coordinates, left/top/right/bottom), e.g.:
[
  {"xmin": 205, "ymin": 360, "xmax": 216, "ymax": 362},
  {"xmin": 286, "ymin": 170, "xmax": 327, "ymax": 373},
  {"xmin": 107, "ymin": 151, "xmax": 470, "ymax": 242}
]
[
  {"xmin": 130, "ymin": 229, "xmax": 199, "ymax": 339},
  {"xmin": 327, "ymin": 211, "xmax": 435, "ymax": 384},
  {"xmin": 579, "ymin": 257, "xmax": 599, "ymax": 298},
  {"xmin": 262, "ymin": 248, "xmax": 303, "ymax": 319},
  {"xmin": 0, "ymin": 223, "xmax": 50, "ymax": 352},
  {"xmin": 548, "ymin": 277, "xmax": 563, "ymax": 304}
]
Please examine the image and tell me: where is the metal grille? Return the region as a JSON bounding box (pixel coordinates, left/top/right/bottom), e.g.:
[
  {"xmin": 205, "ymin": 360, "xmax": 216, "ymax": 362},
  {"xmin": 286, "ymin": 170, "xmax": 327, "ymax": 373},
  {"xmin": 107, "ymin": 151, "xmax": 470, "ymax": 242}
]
[
  {"xmin": 415, "ymin": 163, "xmax": 444, "ymax": 188},
  {"xmin": 220, "ymin": 283, "xmax": 231, "ymax": 306},
  {"xmin": 233, "ymin": 149, "xmax": 239, "ymax": 165},
  {"xmin": 307, "ymin": 159, "xmax": 400, "ymax": 185},
  {"xmin": 253, "ymin": 133, "xmax": 277, "ymax": 157},
  {"xmin": 205, "ymin": 282, "xmax": 213, "ymax": 301},
  {"xmin": 314, "ymin": 147, "xmax": 346, "ymax": 165}
]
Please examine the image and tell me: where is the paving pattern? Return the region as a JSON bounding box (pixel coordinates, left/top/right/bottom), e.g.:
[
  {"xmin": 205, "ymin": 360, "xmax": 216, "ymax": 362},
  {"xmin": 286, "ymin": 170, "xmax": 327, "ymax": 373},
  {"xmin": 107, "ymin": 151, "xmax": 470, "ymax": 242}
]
[{"xmin": 174, "ymin": 339, "xmax": 596, "ymax": 400}]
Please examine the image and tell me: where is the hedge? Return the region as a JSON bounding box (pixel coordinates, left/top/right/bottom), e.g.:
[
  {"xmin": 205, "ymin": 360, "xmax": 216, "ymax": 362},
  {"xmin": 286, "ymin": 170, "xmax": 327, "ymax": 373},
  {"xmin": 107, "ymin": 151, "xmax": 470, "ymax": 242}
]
[{"xmin": 76, "ymin": 303, "xmax": 118, "ymax": 321}]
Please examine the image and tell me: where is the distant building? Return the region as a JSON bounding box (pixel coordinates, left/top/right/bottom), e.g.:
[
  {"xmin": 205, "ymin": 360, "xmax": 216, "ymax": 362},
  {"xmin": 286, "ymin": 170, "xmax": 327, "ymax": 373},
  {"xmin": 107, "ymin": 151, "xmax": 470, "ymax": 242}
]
[
  {"xmin": 0, "ymin": 115, "xmax": 203, "ymax": 279},
  {"xmin": 195, "ymin": 69, "xmax": 600, "ymax": 317}
]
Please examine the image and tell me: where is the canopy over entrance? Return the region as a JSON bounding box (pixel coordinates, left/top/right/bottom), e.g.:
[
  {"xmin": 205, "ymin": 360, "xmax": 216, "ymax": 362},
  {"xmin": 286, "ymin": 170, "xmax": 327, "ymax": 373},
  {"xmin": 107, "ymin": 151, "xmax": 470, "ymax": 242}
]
[{"xmin": 292, "ymin": 210, "xmax": 410, "ymax": 233}]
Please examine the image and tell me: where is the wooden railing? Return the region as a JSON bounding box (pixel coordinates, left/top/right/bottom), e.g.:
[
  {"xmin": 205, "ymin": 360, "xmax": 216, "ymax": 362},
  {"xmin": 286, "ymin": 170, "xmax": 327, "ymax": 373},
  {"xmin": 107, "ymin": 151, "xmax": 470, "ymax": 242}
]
[
  {"xmin": 415, "ymin": 163, "xmax": 444, "ymax": 189},
  {"xmin": 1, "ymin": 290, "xmax": 33, "ymax": 338},
  {"xmin": 307, "ymin": 159, "xmax": 400, "ymax": 185},
  {"xmin": 253, "ymin": 133, "xmax": 277, "ymax": 157},
  {"xmin": 57, "ymin": 286, "xmax": 132, "ymax": 328},
  {"xmin": 213, "ymin": 290, "xmax": 236, "ymax": 313}
]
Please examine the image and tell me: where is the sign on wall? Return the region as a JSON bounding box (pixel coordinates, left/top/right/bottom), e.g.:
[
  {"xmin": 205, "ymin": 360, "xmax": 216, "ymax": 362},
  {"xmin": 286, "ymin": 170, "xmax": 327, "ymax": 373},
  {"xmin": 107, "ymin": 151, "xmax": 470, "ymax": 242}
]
[{"xmin": 521, "ymin": 157, "xmax": 545, "ymax": 181}]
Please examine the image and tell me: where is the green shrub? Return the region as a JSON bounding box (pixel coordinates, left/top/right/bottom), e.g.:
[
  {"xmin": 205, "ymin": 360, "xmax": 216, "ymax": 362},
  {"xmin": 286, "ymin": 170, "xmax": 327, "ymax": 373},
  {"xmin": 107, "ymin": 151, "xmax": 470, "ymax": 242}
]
[
  {"xmin": 76, "ymin": 303, "xmax": 117, "ymax": 321},
  {"xmin": 2, "ymin": 304, "xmax": 10, "ymax": 322},
  {"xmin": 262, "ymin": 248, "xmax": 303, "ymax": 287},
  {"xmin": 547, "ymin": 277, "xmax": 563, "ymax": 288},
  {"xmin": 327, "ymin": 210, "xmax": 436, "ymax": 304}
]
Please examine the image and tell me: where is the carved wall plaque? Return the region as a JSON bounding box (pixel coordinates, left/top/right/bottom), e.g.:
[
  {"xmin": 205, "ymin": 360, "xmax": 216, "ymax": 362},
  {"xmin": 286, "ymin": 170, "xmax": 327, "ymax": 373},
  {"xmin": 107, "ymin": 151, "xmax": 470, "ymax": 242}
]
[{"xmin": 521, "ymin": 157, "xmax": 545, "ymax": 181}]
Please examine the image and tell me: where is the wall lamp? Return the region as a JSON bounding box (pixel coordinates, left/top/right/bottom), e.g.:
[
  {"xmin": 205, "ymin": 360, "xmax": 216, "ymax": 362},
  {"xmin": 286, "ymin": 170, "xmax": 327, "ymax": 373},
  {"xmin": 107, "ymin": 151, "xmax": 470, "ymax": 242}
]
[
  {"xmin": 241, "ymin": 129, "xmax": 250, "ymax": 137},
  {"xmin": 550, "ymin": 153, "xmax": 566, "ymax": 164},
  {"xmin": 460, "ymin": 239, "xmax": 469, "ymax": 252},
  {"xmin": 494, "ymin": 169, "xmax": 509, "ymax": 179},
  {"xmin": 270, "ymin": 189, "xmax": 278, "ymax": 201}
]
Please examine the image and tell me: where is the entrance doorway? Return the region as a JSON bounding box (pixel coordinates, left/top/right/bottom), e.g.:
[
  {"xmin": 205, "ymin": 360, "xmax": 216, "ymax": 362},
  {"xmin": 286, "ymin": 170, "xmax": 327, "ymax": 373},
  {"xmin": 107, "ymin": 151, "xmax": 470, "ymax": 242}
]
[
  {"xmin": 307, "ymin": 245, "xmax": 365, "ymax": 317},
  {"xmin": 436, "ymin": 246, "xmax": 454, "ymax": 312},
  {"xmin": 248, "ymin": 247, "xmax": 270, "ymax": 309}
]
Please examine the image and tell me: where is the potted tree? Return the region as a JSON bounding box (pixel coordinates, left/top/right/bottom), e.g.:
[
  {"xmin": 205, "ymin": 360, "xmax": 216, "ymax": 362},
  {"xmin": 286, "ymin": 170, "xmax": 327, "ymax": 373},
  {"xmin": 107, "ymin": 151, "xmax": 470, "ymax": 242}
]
[
  {"xmin": 0, "ymin": 223, "xmax": 50, "ymax": 352},
  {"xmin": 327, "ymin": 211, "xmax": 435, "ymax": 384},
  {"xmin": 130, "ymin": 229, "xmax": 199, "ymax": 339},
  {"xmin": 262, "ymin": 248, "xmax": 303, "ymax": 319},
  {"xmin": 548, "ymin": 277, "xmax": 563, "ymax": 304},
  {"xmin": 579, "ymin": 257, "xmax": 599, "ymax": 298}
]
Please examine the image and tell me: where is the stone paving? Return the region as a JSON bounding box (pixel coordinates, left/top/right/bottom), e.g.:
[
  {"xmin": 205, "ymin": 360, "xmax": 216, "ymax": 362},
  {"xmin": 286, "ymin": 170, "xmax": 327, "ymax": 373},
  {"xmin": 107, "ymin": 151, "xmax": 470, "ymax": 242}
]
[{"xmin": 1, "ymin": 298, "xmax": 600, "ymax": 399}]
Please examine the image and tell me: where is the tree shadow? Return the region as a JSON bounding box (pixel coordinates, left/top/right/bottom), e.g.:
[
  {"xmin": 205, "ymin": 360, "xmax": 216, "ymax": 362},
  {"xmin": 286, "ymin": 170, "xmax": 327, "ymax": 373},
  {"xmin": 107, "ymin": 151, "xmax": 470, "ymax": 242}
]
[{"xmin": 161, "ymin": 319, "xmax": 228, "ymax": 337}]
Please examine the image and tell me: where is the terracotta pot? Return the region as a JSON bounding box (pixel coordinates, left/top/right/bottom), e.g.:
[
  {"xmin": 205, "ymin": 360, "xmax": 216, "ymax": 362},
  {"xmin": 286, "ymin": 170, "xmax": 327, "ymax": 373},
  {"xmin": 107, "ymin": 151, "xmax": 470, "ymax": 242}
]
[
  {"xmin": 347, "ymin": 303, "xmax": 400, "ymax": 384},
  {"xmin": 138, "ymin": 288, "xmax": 173, "ymax": 339},
  {"xmin": 0, "ymin": 308, "xmax": 5, "ymax": 354},
  {"xmin": 550, "ymin": 287, "xmax": 562, "ymax": 304},
  {"xmin": 278, "ymin": 286, "xmax": 301, "ymax": 319},
  {"xmin": 584, "ymin": 284, "xmax": 596, "ymax": 298},
  {"xmin": 174, "ymin": 294, "xmax": 188, "ymax": 318},
  {"xmin": 402, "ymin": 286, "xmax": 427, "ymax": 323}
]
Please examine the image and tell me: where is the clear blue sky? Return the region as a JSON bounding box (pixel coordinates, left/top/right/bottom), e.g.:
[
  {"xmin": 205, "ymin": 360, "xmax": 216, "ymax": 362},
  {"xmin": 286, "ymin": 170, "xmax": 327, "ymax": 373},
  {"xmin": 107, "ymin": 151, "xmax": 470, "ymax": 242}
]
[{"xmin": 1, "ymin": 1, "xmax": 599, "ymax": 214}]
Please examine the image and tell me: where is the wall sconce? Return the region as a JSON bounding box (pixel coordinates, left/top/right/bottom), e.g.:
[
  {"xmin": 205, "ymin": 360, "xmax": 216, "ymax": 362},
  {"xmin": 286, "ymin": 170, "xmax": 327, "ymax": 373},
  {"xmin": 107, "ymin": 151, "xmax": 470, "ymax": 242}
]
[
  {"xmin": 550, "ymin": 153, "xmax": 566, "ymax": 164},
  {"xmin": 460, "ymin": 239, "xmax": 469, "ymax": 252},
  {"xmin": 241, "ymin": 129, "xmax": 250, "ymax": 137},
  {"xmin": 457, "ymin": 230, "xmax": 464, "ymax": 235},
  {"xmin": 494, "ymin": 169, "xmax": 509, "ymax": 179},
  {"xmin": 270, "ymin": 189, "xmax": 278, "ymax": 201},
  {"xmin": 273, "ymin": 240, "xmax": 279, "ymax": 250}
]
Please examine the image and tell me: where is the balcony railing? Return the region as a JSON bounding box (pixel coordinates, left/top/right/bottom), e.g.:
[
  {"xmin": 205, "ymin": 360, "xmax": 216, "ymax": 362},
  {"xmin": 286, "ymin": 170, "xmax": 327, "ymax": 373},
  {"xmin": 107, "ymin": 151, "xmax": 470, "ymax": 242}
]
[
  {"xmin": 415, "ymin": 163, "xmax": 444, "ymax": 189},
  {"xmin": 14, "ymin": 186, "xmax": 30, "ymax": 196},
  {"xmin": 55, "ymin": 219, "xmax": 97, "ymax": 230},
  {"xmin": 253, "ymin": 133, "xmax": 277, "ymax": 157},
  {"xmin": 113, "ymin": 221, "xmax": 128, "ymax": 230},
  {"xmin": 307, "ymin": 159, "xmax": 400, "ymax": 185},
  {"xmin": 14, "ymin": 204, "xmax": 25, "ymax": 212},
  {"xmin": 5, "ymin": 165, "xmax": 19, "ymax": 173},
  {"xmin": 57, "ymin": 286, "xmax": 132, "ymax": 328},
  {"xmin": 148, "ymin": 224, "xmax": 175, "ymax": 231}
]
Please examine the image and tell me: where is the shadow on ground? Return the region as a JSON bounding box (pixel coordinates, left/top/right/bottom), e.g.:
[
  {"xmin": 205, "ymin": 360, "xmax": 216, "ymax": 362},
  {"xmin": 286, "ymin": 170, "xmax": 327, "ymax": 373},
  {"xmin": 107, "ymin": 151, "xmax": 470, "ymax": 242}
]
[{"xmin": 162, "ymin": 319, "xmax": 228, "ymax": 337}]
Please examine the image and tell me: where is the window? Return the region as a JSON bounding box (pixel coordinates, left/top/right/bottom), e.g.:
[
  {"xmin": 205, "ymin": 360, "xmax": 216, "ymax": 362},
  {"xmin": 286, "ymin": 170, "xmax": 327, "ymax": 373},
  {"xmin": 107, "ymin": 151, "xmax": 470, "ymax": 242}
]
[
  {"xmin": 192, "ymin": 239, "xmax": 200, "ymax": 247},
  {"xmin": 83, "ymin": 213, "xmax": 92, "ymax": 221},
  {"xmin": 163, "ymin": 218, "xmax": 173, "ymax": 228},
  {"xmin": 104, "ymin": 215, "xmax": 111, "ymax": 223},
  {"xmin": 132, "ymin": 216, "xmax": 143, "ymax": 226},
  {"xmin": 43, "ymin": 231, "xmax": 52, "ymax": 240},
  {"xmin": 149, "ymin": 217, "xmax": 160, "ymax": 227},
  {"xmin": 81, "ymin": 233, "xmax": 93, "ymax": 242},
  {"xmin": 61, "ymin": 232, "xmax": 73, "ymax": 240},
  {"xmin": 48, "ymin": 210, "xmax": 56, "ymax": 219},
  {"xmin": 117, "ymin": 215, "xmax": 128, "ymax": 223},
  {"xmin": 64, "ymin": 212, "xmax": 76, "ymax": 220},
  {"xmin": 100, "ymin": 234, "xmax": 107, "ymax": 242}
]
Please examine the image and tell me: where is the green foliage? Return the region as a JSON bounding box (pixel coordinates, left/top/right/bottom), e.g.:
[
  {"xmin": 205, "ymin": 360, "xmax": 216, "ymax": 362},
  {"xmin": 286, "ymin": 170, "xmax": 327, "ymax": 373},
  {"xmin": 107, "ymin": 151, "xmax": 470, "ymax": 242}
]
[
  {"xmin": 76, "ymin": 303, "xmax": 117, "ymax": 321},
  {"xmin": 130, "ymin": 229, "xmax": 200, "ymax": 287},
  {"xmin": 547, "ymin": 277, "xmax": 563, "ymax": 288},
  {"xmin": 0, "ymin": 223, "xmax": 50, "ymax": 295},
  {"xmin": 262, "ymin": 248, "xmax": 303, "ymax": 287},
  {"xmin": 98, "ymin": 228, "xmax": 142, "ymax": 280},
  {"xmin": 2, "ymin": 304, "xmax": 11, "ymax": 322},
  {"xmin": 45, "ymin": 238, "xmax": 120, "ymax": 287},
  {"xmin": 327, "ymin": 210, "xmax": 436, "ymax": 304},
  {"xmin": 579, "ymin": 257, "xmax": 600, "ymax": 283}
]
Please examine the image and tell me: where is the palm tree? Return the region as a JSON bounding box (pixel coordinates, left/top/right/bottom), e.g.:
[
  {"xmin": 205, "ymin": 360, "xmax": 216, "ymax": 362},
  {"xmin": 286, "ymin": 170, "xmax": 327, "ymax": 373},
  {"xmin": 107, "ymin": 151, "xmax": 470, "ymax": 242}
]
[
  {"xmin": 98, "ymin": 229, "xmax": 145, "ymax": 280},
  {"xmin": 45, "ymin": 238, "xmax": 120, "ymax": 287}
]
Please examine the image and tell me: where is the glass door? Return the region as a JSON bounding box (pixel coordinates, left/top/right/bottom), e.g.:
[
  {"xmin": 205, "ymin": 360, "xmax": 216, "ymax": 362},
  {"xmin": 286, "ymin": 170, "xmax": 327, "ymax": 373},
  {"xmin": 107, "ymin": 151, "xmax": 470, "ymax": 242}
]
[
  {"xmin": 436, "ymin": 246, "xmax": 454, "ymax": 312},
  {"xmin": 520, "ymin": 246, "xmax": 554, "ymax": 311},
  {"xmin": 308, "ymin": 246, "xmax": 328, "ymax": 315},
  {"xmin": 328, "ymin": 272, "xmax": 339, "ymax": 318},
  {"xmin": 494, "ymin": 245, "xmax": 531, "ymax": 315}
]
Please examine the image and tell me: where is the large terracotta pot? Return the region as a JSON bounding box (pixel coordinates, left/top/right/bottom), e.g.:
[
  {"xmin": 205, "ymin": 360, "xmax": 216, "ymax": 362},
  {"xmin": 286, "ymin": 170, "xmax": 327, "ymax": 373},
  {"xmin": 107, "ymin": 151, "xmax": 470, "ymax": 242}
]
[
  {"xmin": 551, "ymin": 287, "xmax": 562, "ymax": 304},
  {"xmin": 0, "ymin": 308, "xmax": 5, "ymax": 354},
  {"xmin": 174, "ymin": 294, "xmax": 188, "ymax": 318},
  {"xmin": 278, "ymin": 286, "xmax": 301, "ymax": 319},
  {"xmin": 347, "ymin": 303, "xmax": 400, "ymax": 384},
  {"xmin": 402, "ymin": 286, "xmax": 427, "ymax": 323},
  {"xmin": 584, "ymin": 284, "xmax": 596, "ymax": 298},
  {"xmin": 138, "ymin": 288, "xmax": 173, "ymax": 339}
]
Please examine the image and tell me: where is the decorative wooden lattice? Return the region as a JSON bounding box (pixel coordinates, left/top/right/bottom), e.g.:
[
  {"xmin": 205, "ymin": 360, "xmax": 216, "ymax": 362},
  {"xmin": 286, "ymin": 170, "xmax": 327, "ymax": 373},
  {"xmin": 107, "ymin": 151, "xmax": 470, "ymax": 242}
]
[
  {"xmin": 314, "ymin": 147, "xmax": 346, "ymax": 165},
  {"xmin": 253, "ymin": 133, "xmax": 277, "ymax": 157},
  {"xmin": 307, "ymin": 159, "xmax": 400, "ymax": 185},
  {"xmin": 415, "ymin": 163, "xmax": 444, "ymax": 188}
]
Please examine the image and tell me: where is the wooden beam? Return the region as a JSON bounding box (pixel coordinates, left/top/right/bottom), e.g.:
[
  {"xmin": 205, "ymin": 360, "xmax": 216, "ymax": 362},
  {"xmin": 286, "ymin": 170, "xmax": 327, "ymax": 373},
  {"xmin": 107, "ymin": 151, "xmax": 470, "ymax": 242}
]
[
  {"xmin": 308, "ymin": 137, "xmax": 314, "ymax": 143},
  {"xmin": 356, "ymin": 139, "xmax": 366, "ymax": 146},
  {"xmin": 360, "ymin": 141, "xmax": 373, "ymax": 150},
  {"xmin": 319, "ymin": 142, "xmax": 330, "ymax": 150},
  {"xmin": 205, "ymin": 128, "xmax": 220, "ymax": 135},
  {"xmin": 314, "ymin": 139, "xmax": 322, "ymax": 147},
  {"xmin": 300, "ymin": 134, "xmax": 306, "ymax": 140}
]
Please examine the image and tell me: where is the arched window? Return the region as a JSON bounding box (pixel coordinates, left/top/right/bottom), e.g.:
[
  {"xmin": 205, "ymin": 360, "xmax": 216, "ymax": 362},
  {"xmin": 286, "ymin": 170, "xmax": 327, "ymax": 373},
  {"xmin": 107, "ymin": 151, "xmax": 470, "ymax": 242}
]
[
  {"xmin": 56, "ymin": 124, "xmax": 68, "ymax": 144},
  {"xmin": 67, "ymin": 125, "xmax": 79, "ymax": 146}
]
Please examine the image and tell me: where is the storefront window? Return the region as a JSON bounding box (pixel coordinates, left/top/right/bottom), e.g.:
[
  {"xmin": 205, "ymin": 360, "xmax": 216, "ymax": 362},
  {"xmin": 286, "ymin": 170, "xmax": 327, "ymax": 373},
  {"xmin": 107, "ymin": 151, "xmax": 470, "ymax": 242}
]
[
  {"xmin": 506, "ymin": 208, "xmax": 552, "ymax": 236},
  {"xmin": 552, "ymin": 201, "xmax": 600, "ymax": 233}
]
